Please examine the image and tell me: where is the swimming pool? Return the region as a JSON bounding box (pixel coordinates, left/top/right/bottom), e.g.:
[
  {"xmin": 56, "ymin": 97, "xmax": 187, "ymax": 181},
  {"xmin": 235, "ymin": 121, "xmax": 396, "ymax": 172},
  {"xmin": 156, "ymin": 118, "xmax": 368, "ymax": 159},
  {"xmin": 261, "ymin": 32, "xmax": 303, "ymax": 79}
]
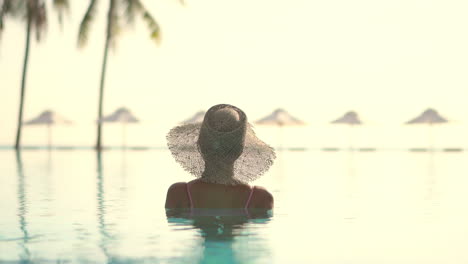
[{"xmin": 1, "ymin": 149, "xmax": 468, "ymax": 263}]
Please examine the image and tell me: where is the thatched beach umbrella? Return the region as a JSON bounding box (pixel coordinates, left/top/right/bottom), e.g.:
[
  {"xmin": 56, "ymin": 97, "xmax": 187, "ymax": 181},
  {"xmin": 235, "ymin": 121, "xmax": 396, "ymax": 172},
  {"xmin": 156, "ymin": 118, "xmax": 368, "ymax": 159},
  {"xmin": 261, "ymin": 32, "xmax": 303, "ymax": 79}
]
[
  {"xmin": 406, "ymin": 108, "xmax": 448, "ymax": 149},
  {"xmin": 256, "ymin": 108, "xmax": 305, "ymax": 149},
  {"xmin": 24, "ymin": 110, "xmax": 72, "ymax": 149},
  {"xmin": 100, "ymin": 107, "xmax": 139, "ymax": 149},
  {"xmin": 182, "ymin": 110, "xmax": 205, "ymax": 124},
  {"xmin": 331, "ymin": 111, "xmax": 363, "ymax": 150},
  {"xmin": 331, "ymin": 111, "xmax": 362, "ymax": 125},
  {"xmin": 406, "ymin": 108, "xmax": 448, "ymax": 125},
  {"xmin": 256, "ymin": 108, "xmax": 305, "ymax": 127}
]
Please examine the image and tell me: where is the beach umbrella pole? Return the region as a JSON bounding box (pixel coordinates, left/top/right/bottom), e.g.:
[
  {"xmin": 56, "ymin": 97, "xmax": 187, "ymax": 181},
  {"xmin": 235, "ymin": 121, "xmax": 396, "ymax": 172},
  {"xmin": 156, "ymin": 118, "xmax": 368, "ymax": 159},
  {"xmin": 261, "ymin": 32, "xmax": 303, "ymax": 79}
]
[
  {"xmin": 278, "ymin": 125, "xmax": 284, "ymax": 151},
  {"xmin": 429, "ymin": 123, "xmax": 434, "ymax": 151},
  {"xmin": 349, "ymin": 125, "xmax": 354, "ymax": 151},
  {"xmin": 47, "ymin": 124, "xmax": 52, "ymax": 150},
  {"xmin": 122, "ymin": 123, "xmax": 127, "ymax": 150}
]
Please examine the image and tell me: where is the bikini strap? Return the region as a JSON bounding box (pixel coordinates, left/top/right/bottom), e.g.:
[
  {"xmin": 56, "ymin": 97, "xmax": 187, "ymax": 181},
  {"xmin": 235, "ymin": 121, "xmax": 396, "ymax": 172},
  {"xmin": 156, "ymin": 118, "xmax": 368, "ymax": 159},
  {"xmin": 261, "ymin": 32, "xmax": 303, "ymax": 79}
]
[
  {"xmin": 186, "ymin": 183, "xmax": 194, "ymax": 209},
  {"xmin": 245, "ymin": 186, "xmax": 255, "ymax": 209}
]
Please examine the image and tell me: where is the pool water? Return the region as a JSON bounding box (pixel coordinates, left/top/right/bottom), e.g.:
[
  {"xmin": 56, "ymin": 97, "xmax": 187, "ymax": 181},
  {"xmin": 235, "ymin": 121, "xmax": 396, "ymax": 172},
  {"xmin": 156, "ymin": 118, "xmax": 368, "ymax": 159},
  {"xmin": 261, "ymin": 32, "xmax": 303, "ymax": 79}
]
[{"xmin": 1, "ymin": 149, "xmax": 468, "ymax": 263}]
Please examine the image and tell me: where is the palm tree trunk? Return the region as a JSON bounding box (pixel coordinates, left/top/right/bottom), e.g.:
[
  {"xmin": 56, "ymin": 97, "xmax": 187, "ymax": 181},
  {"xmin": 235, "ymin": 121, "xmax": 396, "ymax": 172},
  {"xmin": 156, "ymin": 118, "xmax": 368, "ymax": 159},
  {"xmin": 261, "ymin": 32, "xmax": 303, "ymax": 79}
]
[
  {"xmin": 96, "ymin": 0, "xmax": 115, "ymax": 150},
  {"xmin": 96, "ymin": 39, "xmax": 109, "ymax": 150},
  {"xmin": 15, "ymin": 16, "xmax": 32, "ymax": 149}
]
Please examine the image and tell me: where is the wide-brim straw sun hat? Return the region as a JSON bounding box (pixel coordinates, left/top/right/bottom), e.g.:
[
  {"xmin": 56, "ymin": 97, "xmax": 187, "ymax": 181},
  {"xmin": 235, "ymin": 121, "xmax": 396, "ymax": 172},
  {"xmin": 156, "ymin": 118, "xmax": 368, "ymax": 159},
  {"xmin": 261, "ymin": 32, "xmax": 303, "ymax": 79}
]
[{"xmin": 167, "ymin": 104, "xmax": 276, "ymax": 185}]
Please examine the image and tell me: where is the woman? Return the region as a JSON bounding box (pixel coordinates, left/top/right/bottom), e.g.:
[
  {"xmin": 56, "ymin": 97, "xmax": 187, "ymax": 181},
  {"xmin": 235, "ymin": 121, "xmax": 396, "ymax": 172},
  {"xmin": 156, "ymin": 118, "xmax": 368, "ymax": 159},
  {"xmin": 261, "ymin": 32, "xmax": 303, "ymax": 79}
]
[{"xmin": 165, "ymin": 104, "xmax": 275, "ymax": 209}]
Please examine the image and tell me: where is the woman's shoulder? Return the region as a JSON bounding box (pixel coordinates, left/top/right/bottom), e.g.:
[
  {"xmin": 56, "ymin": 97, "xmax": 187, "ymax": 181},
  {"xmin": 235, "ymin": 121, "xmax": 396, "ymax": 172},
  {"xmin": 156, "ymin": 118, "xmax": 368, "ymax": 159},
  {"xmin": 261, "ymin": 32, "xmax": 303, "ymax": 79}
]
[
  {"xmin": 167, "ymin": 182, "xmax": 188, "ymax": 192},
  {"xmin": 165, "ymin": 182, "xmax": 189, "ymax": 208},
  {"xmin": 251, "ymin": 185, "xmax": 274, "ymax": 209},
  {"xmin": 252, "ymin": 186, "xmax": 273, "ymax": 200}
]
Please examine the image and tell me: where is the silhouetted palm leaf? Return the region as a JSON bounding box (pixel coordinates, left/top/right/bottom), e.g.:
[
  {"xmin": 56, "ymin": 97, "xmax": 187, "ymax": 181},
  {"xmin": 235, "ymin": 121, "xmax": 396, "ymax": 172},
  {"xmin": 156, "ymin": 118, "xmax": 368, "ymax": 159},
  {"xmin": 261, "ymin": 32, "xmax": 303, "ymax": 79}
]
[
  {"xmin": 140, "ymin": 5, "xmax": 161, "ymax": 43},
  {"xmin": 0, "ymin": 4, "xmax": 5, "ymax": 34},
  {"xmin": 109, "ymin": 0, "xmax": 121, "ymax": 48},
  {"xmin": 133, "ymin": 0, "xmax": 161, "ymax": 42},
  {"xmin": 122, "ymin": 0, "xmax": 137, "ymax": 24},
  {"xmin": 0, "ymin": 0, "xmax": 22, "ymax": 38},
  {"xmin": 78, "ymin": 0, "xmax": 99, "ymax": 48},
  {"xmin": 32, "ymin": 1, "xmax": 47, "ymax": 41},
  {"xmin": 53, "ymin": 0, "xmax": 69, "ymax": 26},
  {"xmin": 0, "ymin": 0, "xmax": 11, "ymax": 33}
]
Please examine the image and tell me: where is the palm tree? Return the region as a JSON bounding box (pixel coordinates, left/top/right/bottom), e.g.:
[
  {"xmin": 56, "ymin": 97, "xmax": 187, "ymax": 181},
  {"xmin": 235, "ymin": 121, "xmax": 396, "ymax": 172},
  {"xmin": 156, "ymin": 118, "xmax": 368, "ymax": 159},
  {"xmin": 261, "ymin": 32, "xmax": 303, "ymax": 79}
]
[
  {"xmin": 78, "ymin": 0, "xmax": 161, "ymax": 150},
  {"xmin": 0, "ymin": 1, "xmax": 15, "ymax": 35},
  {"xmin": 0, "ymin": 0, "xmax": 69, "ymax": 149}
]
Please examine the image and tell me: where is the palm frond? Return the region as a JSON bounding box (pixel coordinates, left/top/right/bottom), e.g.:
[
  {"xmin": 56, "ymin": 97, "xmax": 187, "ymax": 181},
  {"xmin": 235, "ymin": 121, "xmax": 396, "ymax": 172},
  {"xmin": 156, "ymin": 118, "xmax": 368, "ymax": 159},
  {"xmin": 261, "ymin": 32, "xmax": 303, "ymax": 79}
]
[
  {"xmin": 134, "ymin": 0, "xmax": 161, "ymax": 43},
  {"xmin": 1, "ymin": 0, "xmax": 15, "ymax": 15},
  {"xmin": 52, "ymin": 0, "xmax": 69, "ymax": 26},
  {"xmin": 0, "ymin": 18, "xmax": 4, "ymax": 40},
  {"xmin": 31, "ymin": 1, "xmax": 48, "ymax": 42},
  {"xmin": 121, "ymin": 0, "xmax": 137, "ymax": 25},
  {"xmin": 108, "ymin": 0, "xmax": 121, "ymax": 49},
  {"xmin": 7, "ymin": 0, "xmax": 27, "ymax": 18},
  {"xmin": 0, "ymin": 1, "xmax": 5, "ymax": 34},
  {"xmin": 78, "ymin": 0, "xmax": 99, "ymax": 48},
  {"xmin": 1, "ymin": 0, "xmax": 17, "ymax": 36}
]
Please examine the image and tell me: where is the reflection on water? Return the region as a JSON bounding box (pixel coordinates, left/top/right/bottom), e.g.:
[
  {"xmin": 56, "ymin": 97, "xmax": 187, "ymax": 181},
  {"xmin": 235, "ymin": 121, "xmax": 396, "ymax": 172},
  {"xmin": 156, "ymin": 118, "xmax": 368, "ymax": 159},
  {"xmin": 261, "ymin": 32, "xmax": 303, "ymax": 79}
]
[
  {"xmin": 96, "ymin": 151, "xmax": 111, "ymax": 262},
  {"xmin": 1, "ymin": 149, "xmax": 468, "ymax": 263},
  {"xmin": 15, "ymin": 151, "xmax": 31, "ymax": 262},
  {"xmin": 425, "ymin": 151, "xmax": 436, "ymax": 201},
  {"xmin": 166, "ymin": 209, "xmax": 272, "ymax": 264},
  {"xmin": 423, "ymin": 151, "xmax": 440, "ymax": 221},
  {"xmin": 344, "ymin": 151, "xmax": 358, "ymax": 221}
]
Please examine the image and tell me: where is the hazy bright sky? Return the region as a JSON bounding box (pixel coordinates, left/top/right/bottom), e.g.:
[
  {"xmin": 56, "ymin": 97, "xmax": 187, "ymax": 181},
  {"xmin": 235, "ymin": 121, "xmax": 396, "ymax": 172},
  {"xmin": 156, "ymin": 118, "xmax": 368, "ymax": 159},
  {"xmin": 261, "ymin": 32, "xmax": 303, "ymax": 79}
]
[{"xmin": 1, "ymin": 0, "xmax": 468, "ymax": 146}]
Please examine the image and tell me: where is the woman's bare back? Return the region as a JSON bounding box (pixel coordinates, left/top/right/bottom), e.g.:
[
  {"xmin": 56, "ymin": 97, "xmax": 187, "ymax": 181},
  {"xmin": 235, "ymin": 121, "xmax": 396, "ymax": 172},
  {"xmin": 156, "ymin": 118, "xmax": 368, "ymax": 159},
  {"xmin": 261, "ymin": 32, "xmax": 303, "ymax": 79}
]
[{"xmin": 165, "ymin": 179, "xmax": 273, "ymax": 209}]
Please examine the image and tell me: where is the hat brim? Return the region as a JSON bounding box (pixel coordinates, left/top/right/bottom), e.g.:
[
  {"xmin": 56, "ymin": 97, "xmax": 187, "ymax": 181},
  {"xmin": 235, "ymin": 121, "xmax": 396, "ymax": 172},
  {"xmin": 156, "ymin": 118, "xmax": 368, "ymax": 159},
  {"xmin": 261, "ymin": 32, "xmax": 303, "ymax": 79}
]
[{"xmin": 167, "ymin": 122, "xmax": 276, "ymax": 184}]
